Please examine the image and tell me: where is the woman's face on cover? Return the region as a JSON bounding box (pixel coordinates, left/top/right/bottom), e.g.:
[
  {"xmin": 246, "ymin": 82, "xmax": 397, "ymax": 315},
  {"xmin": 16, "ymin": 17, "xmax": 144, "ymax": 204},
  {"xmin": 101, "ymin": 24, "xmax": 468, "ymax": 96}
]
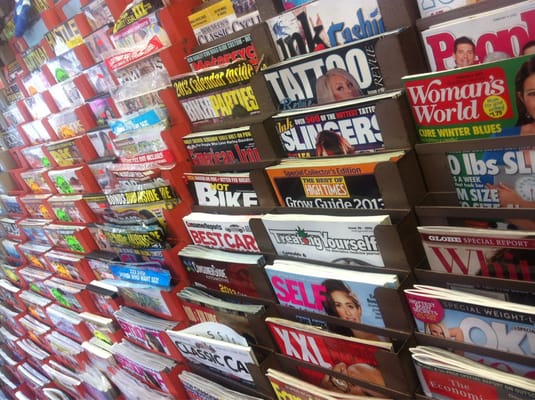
[
  {"xmin": 329, "ymin": 73, "xmax": 360, "ymax": 101},
  {"xmin": 428, "ymin": 323, "xmax": 445, "ymax": 337},
  {"xmin": 519, "ymin": 74, "xmax": 535, "ymax": 119},
  {"xmin": 331, "ymin": 290, "xmax": 361, "ymax": 322}
]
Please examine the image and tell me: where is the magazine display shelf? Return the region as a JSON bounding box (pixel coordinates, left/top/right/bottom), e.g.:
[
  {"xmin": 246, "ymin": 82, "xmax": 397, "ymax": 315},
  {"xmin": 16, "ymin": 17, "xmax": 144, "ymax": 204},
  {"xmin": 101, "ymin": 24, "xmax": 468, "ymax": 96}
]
[
  {"xmin": 250, "ymin": 208, "xmax": 425, "ymax": 270},
  {"xmin": 415, "ymin": 135, "xmax": 535, "ymax": 193}
]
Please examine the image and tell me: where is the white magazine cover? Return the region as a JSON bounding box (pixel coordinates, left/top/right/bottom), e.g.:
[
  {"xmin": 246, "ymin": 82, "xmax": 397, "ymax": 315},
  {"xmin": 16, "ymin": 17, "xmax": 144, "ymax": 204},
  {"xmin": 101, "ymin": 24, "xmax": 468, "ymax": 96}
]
[
  {"xmin": 421, "ymin": 0, "xmax": 535, "ymax": 70},
  {"xmin": 261, "ymin": 213, "xmax": 390, "ymax": 266}
]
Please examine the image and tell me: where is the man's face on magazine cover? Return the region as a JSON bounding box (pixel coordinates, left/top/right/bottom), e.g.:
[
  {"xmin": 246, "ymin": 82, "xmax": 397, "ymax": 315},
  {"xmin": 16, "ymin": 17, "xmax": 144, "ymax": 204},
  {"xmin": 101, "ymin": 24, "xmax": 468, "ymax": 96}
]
[{"xmin": 454, "ymin": 43, "xmax": 475, "ymax": 68}]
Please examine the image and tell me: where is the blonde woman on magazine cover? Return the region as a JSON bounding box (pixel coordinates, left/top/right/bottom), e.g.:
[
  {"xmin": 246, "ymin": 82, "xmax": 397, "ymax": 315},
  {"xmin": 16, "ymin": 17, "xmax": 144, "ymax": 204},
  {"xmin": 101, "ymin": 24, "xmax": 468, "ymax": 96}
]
[{"xmin": 316, "ymin": 68, "xmax": 361, "ymax": 104}]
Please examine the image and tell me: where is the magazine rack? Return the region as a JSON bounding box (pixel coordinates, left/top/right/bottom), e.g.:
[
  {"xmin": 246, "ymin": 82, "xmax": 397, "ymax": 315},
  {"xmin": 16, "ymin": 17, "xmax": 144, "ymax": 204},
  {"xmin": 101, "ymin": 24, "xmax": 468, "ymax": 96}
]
[{"xmin": 250, "ymin": 208, "xmax": 425, "ymax": 270}]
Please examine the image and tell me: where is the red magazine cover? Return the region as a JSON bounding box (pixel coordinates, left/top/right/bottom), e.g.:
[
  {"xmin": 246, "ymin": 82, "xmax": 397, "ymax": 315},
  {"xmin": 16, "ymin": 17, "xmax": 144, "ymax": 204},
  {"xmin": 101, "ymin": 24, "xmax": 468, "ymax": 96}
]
[{"xmin": 266, "ymin": 317, "xmax": 391, "ymax": 397}]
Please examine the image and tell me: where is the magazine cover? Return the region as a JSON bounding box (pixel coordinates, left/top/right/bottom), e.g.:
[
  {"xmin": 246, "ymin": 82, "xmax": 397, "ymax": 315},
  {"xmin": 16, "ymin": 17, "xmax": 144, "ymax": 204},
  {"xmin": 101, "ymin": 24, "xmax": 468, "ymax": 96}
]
[
  {"xmin": 182, "ymin": 126, "xmax": 261, "ymax": 166},
  {"xmin": 266, "ymin": 259, "xmax": 398, "ymax": 328},
  {"xmin": 261, "ymin": 213, "xmax": 390, "ymax": 265},
  {"xmin": 403, "ymin": 55, "xmax": 534, "ymax": 143},
  {"xmin": 418, "ymin": 226, "xmax": 535, "ymax": 280},
  {"xmin": 179, "ymin": 370, "xmax": 262, "ymax": 400},
  {"xmin": 446, "ymin": 145, "xmax": 535, "ymax": 208},
  {"xmin": 267, "ymin": 368, "xmax": 388, "ymax": 400},
  {"xmin": 188, "ymin": 0, "xmax": 261, "ymax": 46},
  {"xmin": 266, "ymin": 317, "xmax": 391, "ymax": 395},
  {"xmin": 266, "ymin": 0, "xmax": 384, "ymax": 61},
  {"xmin": 417, "ymin": 0, "xmax": 484, "ymax": 18},
  {"xmin": 113, "ymin": 0, "xmax": 164, "ymax": 34},
  {"xmin": 182, "ymin": 212, "xmax": 260, "ymax": 253},
  {"xmin": 405, "ymin": 285, "xmax": 535, "ymax": 357},
  {"xmin": 421, "ymin": 1, "xmax": 535, "ymax": 71},
  {"xmin": 178, "ymin": 287, "xmax": 264, "ymax": 345},
  {"xmin": 167, "ymin": 322, "xmax": 258, "ymax": 384},
  {"xmin": 186, "ymin": 32, "xmax": 267, "ymax": 71},
  {"xmin": 184, "ymin": 172, "xmax": 258, "ymax": 207},
  {"xmin": 272, "ymin": 92, "xmax": 402, "ymax": 158},
  {"xmin": 265, "ymin": 150, "xmax": 404, "ymax": 209},
  {"xmin": 178, "ymin": 245, "xmax": 265, "ymax": 297},
  {"xmin": 172, "ymin": 59, "xmax": 261, "ymax": 127},
  {"xmin": 114, "ymin": 307, "xmax": 176, "ymax": 355},
  {"xmin": 411, "ymin": 346, "xmax": 535, "ymax": 400},
  {"xmin": 112, "ymin": 339, "xmax": 177, "ymax": 394},
  {"xmin": 263, "ymin": 29, "xmax": 403, "ymax": 110}
]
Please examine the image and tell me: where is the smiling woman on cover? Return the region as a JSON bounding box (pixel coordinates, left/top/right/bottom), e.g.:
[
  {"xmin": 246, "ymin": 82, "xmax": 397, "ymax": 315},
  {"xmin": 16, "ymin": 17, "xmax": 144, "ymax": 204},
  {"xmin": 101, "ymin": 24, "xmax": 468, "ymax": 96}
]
[
  {"xmin": 515, "ymin": 56, "xmax": 535, "ymax": 135},
  {"xmin": 322, "ymin": 279, "xmax": 381, "ymax": 342}
]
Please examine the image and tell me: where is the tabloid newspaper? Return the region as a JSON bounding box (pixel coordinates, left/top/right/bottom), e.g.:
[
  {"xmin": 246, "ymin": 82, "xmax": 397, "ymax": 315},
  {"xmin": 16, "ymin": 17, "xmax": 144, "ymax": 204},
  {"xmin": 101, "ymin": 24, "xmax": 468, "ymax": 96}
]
[
  {"xmin": 267, "ymin": 368, "xmax": 390, "ymax": 400},
  {"xmin": 446, "ymin": 145, "xmax": 535, "ymax": 208},
  {"xmin": 263, "ymin": 29, "xmax": 404, "ymax": 110},
  {"xmin": 266, "ymin": 317, "xmax": 391, "ymax": 395},
  {"xmin": 182, "ymin": 212, "xmax": 260, "ymax": 253},
  {"xmin": 403, "ymin": 55, "xmax": 534, "ymax": 143},
  {"xmin": 265, "ymin": 150, "xmax": 405, "ymax": 209},
  {"xmin": 182, "ymin": 126, "xmax": 261, "ymax": 166},
  {"xmin": 261, "ymin": 213, "xmax": 390, "ymax": 265},
  {"xmin": 418, "ymin": 226, "xmax": 535, "ymax": 280},
  {"xmin": 416, "ymin": 0, "xmax": 484, "ymax": 18},
  {"xmin": 188, "ymin": 0, "xmax": 261, "ymax": 46},
  {"xmin": 166, "ymin": 321, "xmax": 259, "ymax": 385},
  {"xmin": 410, "ymin": 346, "xmax": 535, "ymax": 400},
  {"xmin": 178, "ymin": 245, "xmax": 265, "ymax": 297},
  {"xmin": 179, "ymin": 370, "xmax": 262, "ymax": 400},
  {"xmin": 177, "ymin": 286, "xmax": 265, "ymax": 345},
  {"xmin": 266, "ymin": 0, "xmax": 384, "ymax": 61},
  {"xmin": 171, "ymin": 59, "xmax": 261, "ymax": 127},
  {"xmin": 271, "ymin": 92, "xmax": 402, "ymax": 158},
  {"xmin": 184, "ymin": 172, "xmax": 258, "ymax": 207},
  {"xmin": 265, "ymin": 259, "xmax": 398, "ymax": 328},
  {"xmin": 420, "ymin": 1, "xmax": 535, "ymax": 71},
  {"xmin": 186, "ymin": 32, "xmax": 267, "ymax": 71},
  {"xmin": 405, "ymin": 285, "xmax": 535, "ymax": 357}
]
